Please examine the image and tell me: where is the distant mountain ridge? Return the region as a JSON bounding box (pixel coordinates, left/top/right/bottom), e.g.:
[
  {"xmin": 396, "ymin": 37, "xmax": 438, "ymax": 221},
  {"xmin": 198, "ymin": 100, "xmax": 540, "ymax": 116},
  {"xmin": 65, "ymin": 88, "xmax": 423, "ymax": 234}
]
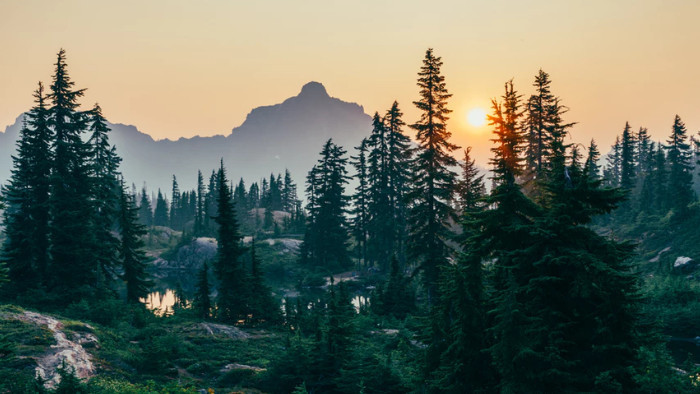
[{"xmin": 0, "ymin": 82, "xmax": 372, "ymax": 195}]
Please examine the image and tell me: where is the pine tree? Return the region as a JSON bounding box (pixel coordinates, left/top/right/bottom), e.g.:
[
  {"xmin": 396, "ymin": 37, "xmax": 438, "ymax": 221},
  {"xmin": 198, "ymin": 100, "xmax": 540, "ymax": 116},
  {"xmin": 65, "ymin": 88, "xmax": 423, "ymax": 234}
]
[
  {"xmin": 524, "ymin": 69, "xmax": 555, "ymax": 178},
  {"xmin": 584, "ymin": 139, "xmax": 601, "ymax": 179},
  {"xmin": 118, "ymin": 181, "xmax": 152, "ymax": 303},
  {"xmin": 665, "ymin": 115, "xmax": 694, "ymax": 213},
  {"xmin": 604, "ymin": 136, "xmax": 622, "ymax": 187},
  {"xmin": 455, "ymin": 147, "xmax": 484, "ymax": 214},
  {"xmin": 300, "ymin": 139, "xmax": 351, "ymax": 270},
  {"xmin": 476, "ymin": 80, "xmax": 540, "ymax": 392},
  {"xmin": 213, "ymin": 161, "xmax": 248, "ymax": 323},
  {"xmin": 619, "ymin": 122, "xmax": 637, "ymax": 191},
  {"xmin": 206, "ymin": 170, "xmax": 218, "ymax": 231},
  {"xmin": 524, "ymin": 120, "xmax": 640, "ymax": 391},
  {"xmin": 47, "ymin": 49, "xmax": 97, "ymax": 298},
  {"xmin": 652, "ymin": 143, "xmax": 668, "ymax": 213},
  {"xmin": 384, "ymin": 101, "xmax": 413, "ymax": 265},
  {"xmin": 138, "ymin": 186, "xmax": 152, "ymax": 226},
  {"xmin": 2, "ymin": 83, "xmax": 53, "ymax": 290},
  {"xmin": 87, "ymin": 103, "xmax": 122, "ymax": 289},
  {"xmin": 153, "ymin": 189, "xmax": 169, "ymax": 226},
  {"xmin": 248, "ymin": 240, "xmax": 281, "ymax": 325},
  {"xmin": 194, "ymin": 170, "xmax": 205, "ymax": 236},
  {"xmin": 169, "ymin": 175, "xmax": 181, "ymax": 229},
  {"xmin": 407, "ymin": 48, "xmax": 459, "ymax": 305},
  {"xmin": 636, "ymin": 127, "xmax": 652, "ymax": 177},
  {"xmin": 193, "ymin": 262, "xmax": 211, "ymax": 319},
  {"xmin": 351, "ymin": 138, "xmax": 370, "ymax": 268},
  {"xmin": 282, "ymin": 169, "xmax": 297, "ymax": 213},
  {"xmin": 367, "ymin": 112, "xmax": 394, "ymax": 270}
]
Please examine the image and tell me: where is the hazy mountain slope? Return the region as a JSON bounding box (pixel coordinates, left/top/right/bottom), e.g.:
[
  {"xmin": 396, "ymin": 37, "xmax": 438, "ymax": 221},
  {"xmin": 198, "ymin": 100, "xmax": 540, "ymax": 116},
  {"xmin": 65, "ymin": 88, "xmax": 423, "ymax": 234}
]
[{"xmin": 0, "ymin": 82, "xmax": 372, "ymax": 195}]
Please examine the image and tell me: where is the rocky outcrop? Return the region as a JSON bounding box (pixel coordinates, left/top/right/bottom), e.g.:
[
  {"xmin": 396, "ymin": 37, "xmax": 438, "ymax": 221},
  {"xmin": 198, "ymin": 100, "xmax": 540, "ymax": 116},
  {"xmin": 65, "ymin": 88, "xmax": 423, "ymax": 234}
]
[{"xmin": 11, "ymin": 311, "xmax": 97, "ymax": 389}]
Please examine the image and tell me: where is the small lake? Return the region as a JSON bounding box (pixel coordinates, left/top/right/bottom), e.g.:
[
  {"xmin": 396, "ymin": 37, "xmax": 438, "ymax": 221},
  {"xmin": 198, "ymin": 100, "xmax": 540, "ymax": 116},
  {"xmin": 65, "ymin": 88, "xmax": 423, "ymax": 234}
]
[{"xmin": 141, "ymin": 289, "xmax": 177, "ymax": 316}]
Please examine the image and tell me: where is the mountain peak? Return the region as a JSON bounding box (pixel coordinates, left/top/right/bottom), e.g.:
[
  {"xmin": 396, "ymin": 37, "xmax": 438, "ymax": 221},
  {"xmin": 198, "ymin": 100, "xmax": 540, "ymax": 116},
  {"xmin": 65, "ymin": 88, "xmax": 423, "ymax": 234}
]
[{"xmin": 298, "ymin": 81, "xmax": 328, "ymax": 98}]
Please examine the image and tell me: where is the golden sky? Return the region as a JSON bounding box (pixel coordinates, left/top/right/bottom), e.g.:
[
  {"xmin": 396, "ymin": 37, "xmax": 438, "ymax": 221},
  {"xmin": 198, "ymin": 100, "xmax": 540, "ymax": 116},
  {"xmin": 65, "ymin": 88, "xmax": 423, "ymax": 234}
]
[{"xmin": 1, "ymin": 0, "xmax": 699, "ymax": 166}]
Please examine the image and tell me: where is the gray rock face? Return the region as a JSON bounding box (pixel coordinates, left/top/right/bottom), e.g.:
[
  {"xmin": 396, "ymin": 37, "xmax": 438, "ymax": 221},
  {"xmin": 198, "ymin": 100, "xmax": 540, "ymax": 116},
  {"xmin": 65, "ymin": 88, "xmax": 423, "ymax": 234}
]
[{"xmin": 11, "ymin": 311, "xmax": 97, "ymax": 389}]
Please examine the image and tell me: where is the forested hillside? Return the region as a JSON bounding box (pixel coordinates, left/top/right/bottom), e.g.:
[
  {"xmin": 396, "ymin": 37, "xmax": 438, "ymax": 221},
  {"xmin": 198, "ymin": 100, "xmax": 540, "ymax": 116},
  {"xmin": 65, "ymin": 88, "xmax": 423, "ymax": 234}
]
[{"xmin": 1, "ymin": 48, "xmax": 699, "ymax": 393}]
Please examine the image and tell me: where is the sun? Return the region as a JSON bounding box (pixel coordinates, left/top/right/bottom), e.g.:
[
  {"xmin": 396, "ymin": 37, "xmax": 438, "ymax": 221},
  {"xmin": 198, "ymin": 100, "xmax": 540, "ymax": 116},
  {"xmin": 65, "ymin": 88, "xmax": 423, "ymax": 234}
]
[{"xmin": 467, "ymin": 108, "xmax": 487, "ymax": 127}]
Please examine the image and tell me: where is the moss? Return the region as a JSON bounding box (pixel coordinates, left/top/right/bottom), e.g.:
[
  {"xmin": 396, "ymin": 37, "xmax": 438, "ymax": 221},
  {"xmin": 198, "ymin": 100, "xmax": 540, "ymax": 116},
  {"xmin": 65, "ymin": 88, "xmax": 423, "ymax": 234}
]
[{"xmin": 0, "ymin": 318, "xmax": 54, "ymax": 355}]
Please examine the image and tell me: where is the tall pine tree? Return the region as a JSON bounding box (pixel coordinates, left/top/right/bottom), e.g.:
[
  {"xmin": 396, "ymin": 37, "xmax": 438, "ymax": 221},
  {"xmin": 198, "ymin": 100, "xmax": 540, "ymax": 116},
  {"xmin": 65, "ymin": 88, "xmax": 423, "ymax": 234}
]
[
  {"xmin": 407, "ymin": 48, "xmax": 459, "ymax": 305},
  {"xmin": 47, "ymin": 49, "xmax": 97, "ymax": 299},
  {"xmin": 213, "ymin": 161, "xmax": 248, "ymax": 323}
]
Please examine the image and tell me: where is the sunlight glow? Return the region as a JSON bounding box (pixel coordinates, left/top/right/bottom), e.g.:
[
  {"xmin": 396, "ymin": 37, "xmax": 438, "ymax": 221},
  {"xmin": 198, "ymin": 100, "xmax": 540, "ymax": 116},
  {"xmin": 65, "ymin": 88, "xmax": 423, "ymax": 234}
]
[{"xmin": 467, "ymin": 108, "xmax": 487, "ymax": 127}]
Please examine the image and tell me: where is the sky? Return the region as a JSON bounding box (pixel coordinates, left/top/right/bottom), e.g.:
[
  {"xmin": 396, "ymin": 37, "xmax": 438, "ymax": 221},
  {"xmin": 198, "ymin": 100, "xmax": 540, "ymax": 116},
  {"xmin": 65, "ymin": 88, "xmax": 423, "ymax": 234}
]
[{"xmin": 1, "ymin": 0, "xmax": 699, "ymax": 166}]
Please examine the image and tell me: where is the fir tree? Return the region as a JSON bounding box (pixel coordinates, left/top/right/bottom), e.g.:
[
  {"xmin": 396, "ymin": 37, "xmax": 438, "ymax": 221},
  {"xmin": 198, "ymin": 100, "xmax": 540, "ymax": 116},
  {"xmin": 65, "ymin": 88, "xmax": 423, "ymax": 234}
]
[
  {"xmin": 384, "ymin": 101, "xmax": 413, "ymax": 265},
  {"xmin": 153, "ymin": 189, "xmax": 169, "ymax": 226},
  {"xmin": 524, "ymin": 69, "xmax": 555, "ymax": 178},
  {"xmin": 282, "ymin": 169, "xmax": 297, "ymax": 213},
  {"xmin": 367, "ymin": 112, "xmax": 394, "ymax": 270},
  {"xmin": 194, "ymin": 170, "xmax": 205, "ymax": 236},
  {"xmin": 2, "ymin": 83, "xmax": 53, "ymax": 290},
  {"xmin": 619, "ymin": 122, "xmax": 637, "ymax": 191},
  {"xmin": 87, "ymin": 103, "xmax": 122, "ymax": 288},
  {"xmin": 47, "ymin": 49, "xmax": 97, "ymax": 298},
  {"xmin": 118, "ymin": 181, "xmax": 152, "ymax": 303},
  {"xmin": 169, "ymin": 175, "xmax": 181, "ymax": 229},
  {"xmin": 300, "ymin": 139, "xmax": 351, "ymax": 270},
  {"xmin": 584, "ymin": 139, "xmax": 601, "ymax": 179},
  {"xmin": 407, "ymin": 48, "xmax": 459, "ymax": 305},
  {"xmin": 665, "ymin": 115, "xmax": 694, "ymax": 213},
  {"xmin": 351, "ymin": 138, "xmax": 370, "ymax": 268},
  {"xmin": 652, "ymin": 143, "xmax": 668, "ymax": 213},
  {"xmin": 248, "ymin": 240, "xmax": 281, "ymax": 325},
  {"xmin": 213, "ymin": 161, "xmax": 248, "ymax": 323},
  {"xmin": 138, "ymin": 185, "xmax": 152, "ymax": 226},
  {"xmin": 604, "ymin": 136, "xmax": 621, "ymax": 187},
  {"xmin": 477, "ymin": 80, "xmax": 539, "ymax": 392}
]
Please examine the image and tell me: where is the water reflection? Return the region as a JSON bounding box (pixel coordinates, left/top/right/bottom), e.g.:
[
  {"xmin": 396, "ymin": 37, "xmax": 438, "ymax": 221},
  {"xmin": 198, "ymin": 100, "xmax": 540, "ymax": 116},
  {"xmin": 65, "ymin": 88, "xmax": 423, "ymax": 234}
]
[{"xmin": 141, "ymin": 289, "xmax": 177, "ymax": 316}]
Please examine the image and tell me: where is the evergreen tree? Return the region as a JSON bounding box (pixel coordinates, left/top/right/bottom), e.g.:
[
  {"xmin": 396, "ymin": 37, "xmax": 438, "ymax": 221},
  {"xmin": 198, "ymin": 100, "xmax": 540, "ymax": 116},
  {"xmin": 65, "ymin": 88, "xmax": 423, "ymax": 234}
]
[
  {"xmin": 206, "ymin": 170, "xmax": 218, "ymax": 231},
  {"xmin": 455, "ymin": 147, "xmax": 484, "ymax": 213},
  {"xmin": 619, "ymin": 122, "xmax": 637, "ymax": 191},
  {"xmin": 665, "ymin": 115, "xmax": 694, "ymax": 212},
  {"xmin": 604, "ymin": 136, "xmax": 621, "ymax": 187},
  {"xmin": 248, "ymin": 240, "xmax": 281, "ymax": 325},
  {"xmin": 194, "ymin": 170, "xmax": 205, "ymax": 236},
  {"xmin": 477, "ymin": 80, "xmax": 539, "ymax": 392},
  {"xmin": 407, "ymin": 48, "xmax": 459, "ymax": 305},
  {"xmin": 384, "ymin": 101, "xmax": 413, "ymax": 265},
  {"xmin": 87, "ymin": 103, "xmax": 122, "ymax": 288},
  {"xmin": 652, "ymin": 143, "xmax": 668, "ymax": 213},
  {"xmin": 118, "ymin": 181, "xmax": 152, "ymax": 303},
  {"xmin": 372, "ymin": 256, "xmax": 414, "ymax": 319},
  {"xmin": 169, "ymin": 175, "xmax": 181, "ymax": 229},
  {"xmin": 282, "ymin": 169, "xmax": 297, "ymax": 213},
  {"xmin": 524, "ymin": 69, "xmax": 555, "ymax": 178},
  {"xmin": 153, "ymin": 189, "xmax": 169, "ymax": 226},
  {"xmin": 193, "ymin": 262, "xmax": 211, "ymax": 319},
  {"xmin": 47, "ymin": 49, "xmax": 97, "ymax": 298},
  {"xmin": 367, "ymin": 112, "xmax": 394, "ymax": 270},
  {"xmin": 636, "ymin": 127, "xmax": 652, "ymax": 177},
  {"xmin": 584, "ymin": 139, "xmax": 601, "ymax": 179},
  {"xmin": 1, "ymin": 83, "xmax": 53, "ymax": 290},
  {"xmin": 138, "ymin": 185, "xmax": 152, "ymax": 226},
  {"xmin": 350, "ymin": 138, "xmax": 370, "ymax": 268},
  {"xmin": 300, "ymin": 139, "xmax": 351, "ymax": 270},
  {"xmin": 213, "ymin": 161, "xmax": 248, "ymax": 323}
]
